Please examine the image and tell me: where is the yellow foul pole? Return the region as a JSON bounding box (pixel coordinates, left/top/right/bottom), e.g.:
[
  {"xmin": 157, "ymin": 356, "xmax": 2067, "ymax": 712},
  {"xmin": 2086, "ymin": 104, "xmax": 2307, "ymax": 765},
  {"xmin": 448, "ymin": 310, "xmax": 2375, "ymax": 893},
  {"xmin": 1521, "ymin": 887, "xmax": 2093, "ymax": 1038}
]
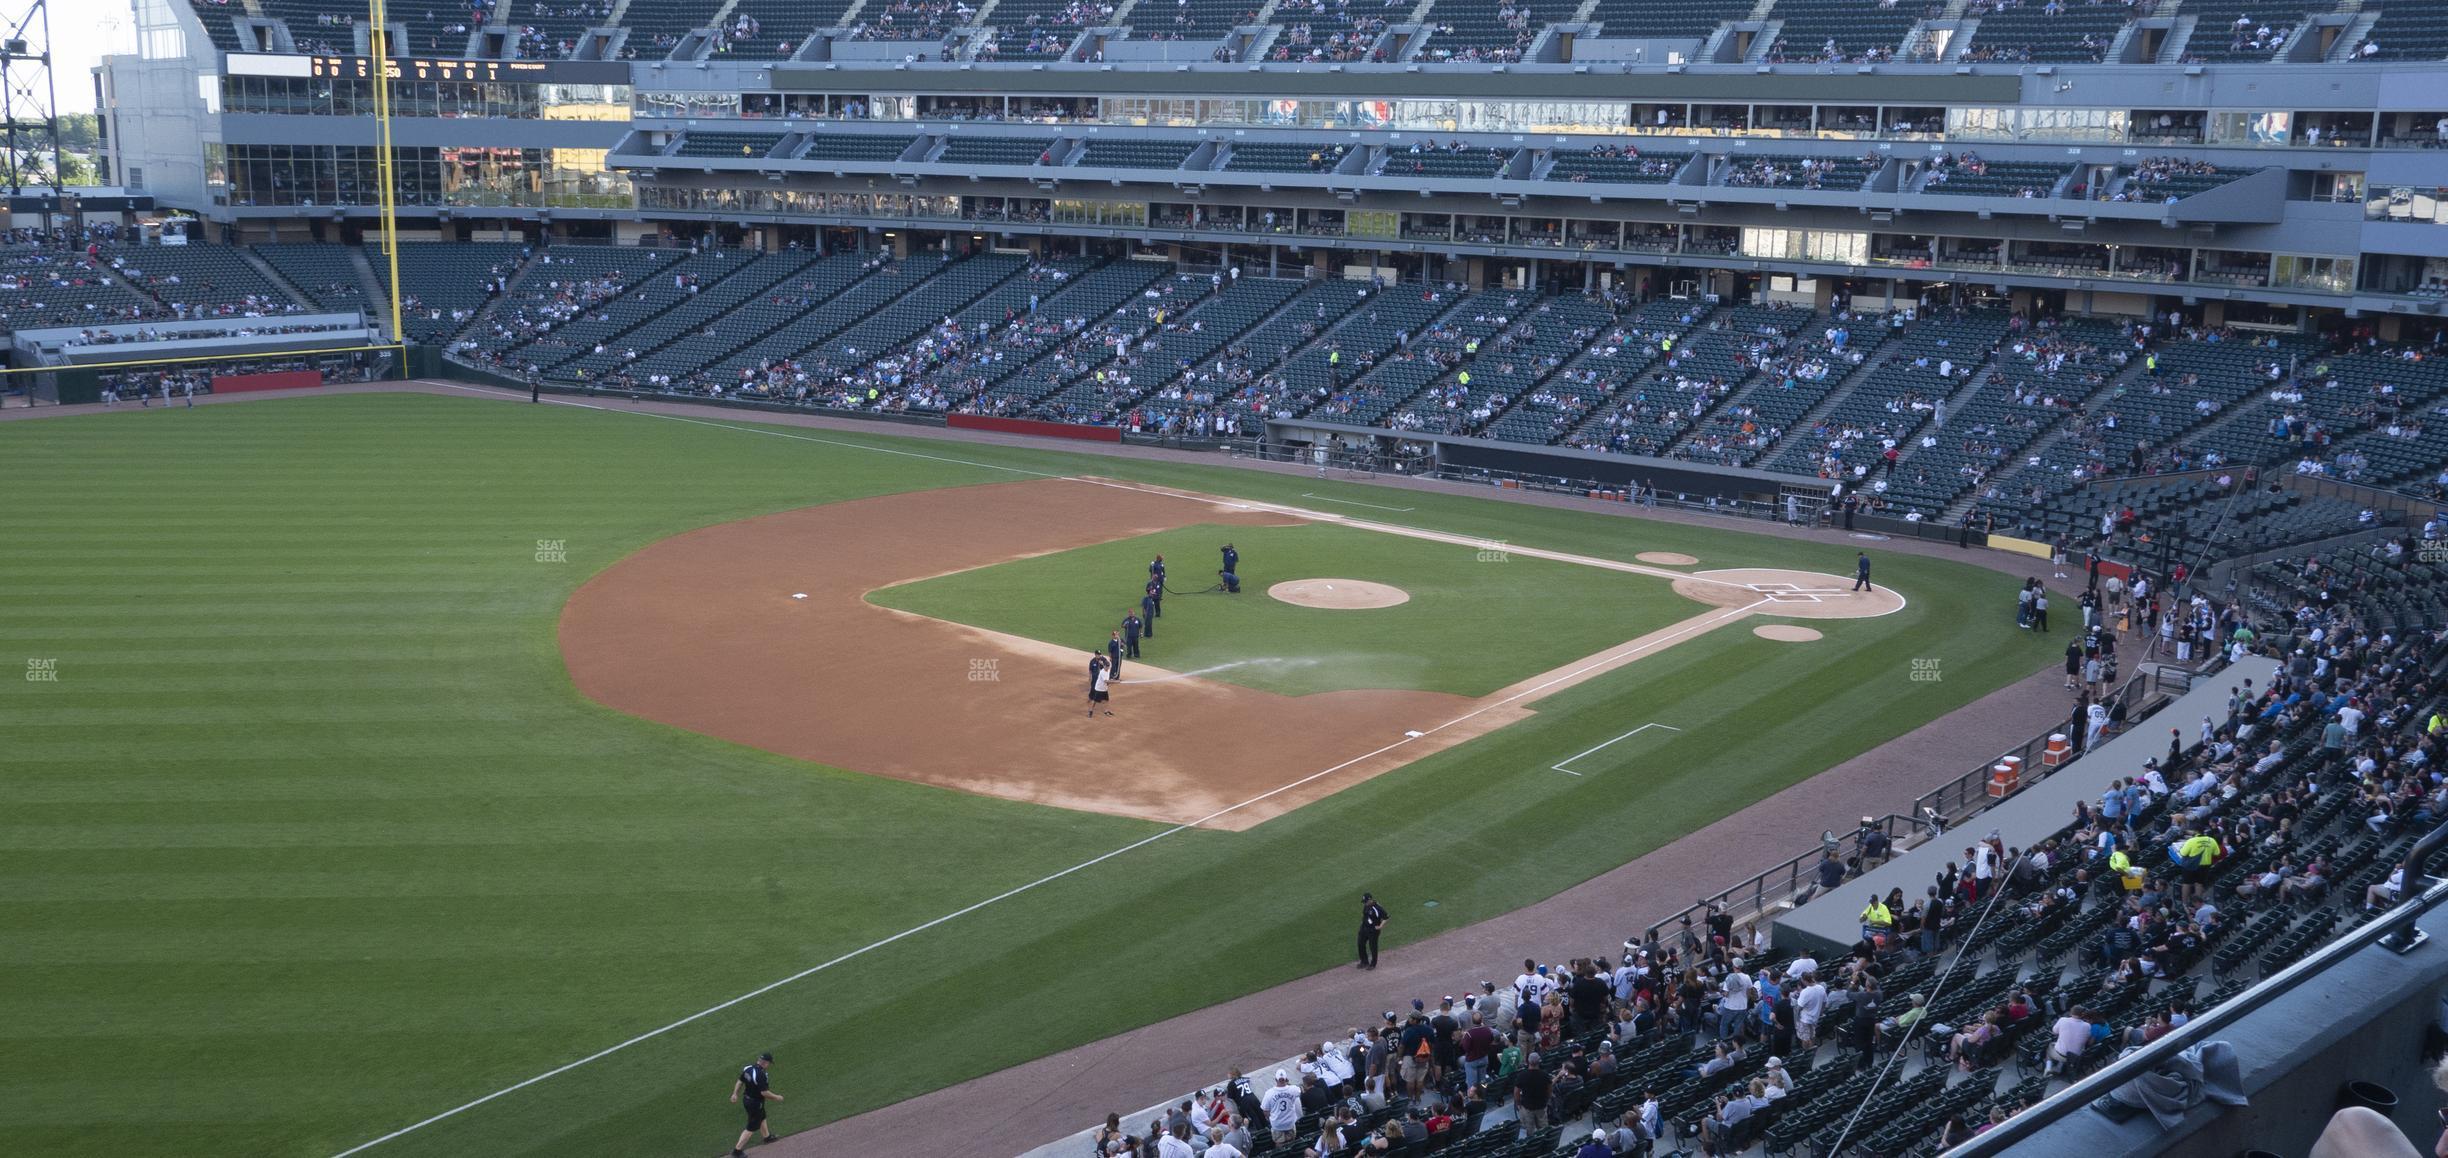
[{"xmin": 368, "ymin": 0, "xmax": 404, "ymax": 346}]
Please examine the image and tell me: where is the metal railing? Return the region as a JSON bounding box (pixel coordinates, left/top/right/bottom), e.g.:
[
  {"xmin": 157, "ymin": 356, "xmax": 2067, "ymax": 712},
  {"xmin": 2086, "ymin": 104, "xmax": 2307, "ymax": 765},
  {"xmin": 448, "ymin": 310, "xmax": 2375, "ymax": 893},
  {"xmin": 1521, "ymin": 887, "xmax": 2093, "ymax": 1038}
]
[
  {"xmin": 1909, "ymin": 663, "xmax": 2195, "ymax": 825},
  {"xmin": 1638, "ymin": 661, "xmax": 2203, "ymax": 946},
  {"xmin": 1952, "ymin": 816, "xmax": 2448, "ymax": 1156}
]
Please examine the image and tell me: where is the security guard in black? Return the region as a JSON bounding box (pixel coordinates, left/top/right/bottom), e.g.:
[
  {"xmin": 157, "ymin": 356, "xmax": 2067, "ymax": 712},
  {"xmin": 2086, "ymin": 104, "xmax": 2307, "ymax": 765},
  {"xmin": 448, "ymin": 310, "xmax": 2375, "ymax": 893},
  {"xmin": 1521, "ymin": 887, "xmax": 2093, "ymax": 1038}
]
[
  {"xmin": 729, "ymin": 1052, "xmax": 783, "ymax": 1155},
  {"xmin": 1358, "ymin": 892, "xmax": 1388, "ymax": 969}
]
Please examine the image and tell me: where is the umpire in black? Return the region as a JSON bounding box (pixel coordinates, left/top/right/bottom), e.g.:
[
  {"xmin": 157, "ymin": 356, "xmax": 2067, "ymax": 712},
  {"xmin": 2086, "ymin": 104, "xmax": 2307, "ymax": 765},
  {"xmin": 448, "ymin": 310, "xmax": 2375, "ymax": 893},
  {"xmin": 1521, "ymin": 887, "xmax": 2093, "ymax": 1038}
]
[{"xmin": 1357, "ymin": 892, "xmax": 1388, "ymax": 969}]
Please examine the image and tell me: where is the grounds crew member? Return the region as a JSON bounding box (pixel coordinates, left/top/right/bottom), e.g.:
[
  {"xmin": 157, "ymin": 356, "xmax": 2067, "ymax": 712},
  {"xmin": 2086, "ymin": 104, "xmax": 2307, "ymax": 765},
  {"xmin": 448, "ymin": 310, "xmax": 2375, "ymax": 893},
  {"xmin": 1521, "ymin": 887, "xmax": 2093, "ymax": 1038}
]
[
  {"xmin": 1150, "ymin": 554, "xmax": 1167, "ymax": 586},
  {"xmin": 1107, "ymin": 631, "xmax": 1125, "ymax": 680},
  {"xmin": 1221, "ymin": 542, "xmax": 1239, "ymax": 579},
  {"xmin": 1122, "ymin": 611, "xmax": 1143, "ymax": 658},
  {"xmin": 1140, "ymin": 585, "xmax": 1160, "ymax": 638},
  {"xmin": 1145, "ymin": 577, "xmax": 1164, "ymax": 621}
]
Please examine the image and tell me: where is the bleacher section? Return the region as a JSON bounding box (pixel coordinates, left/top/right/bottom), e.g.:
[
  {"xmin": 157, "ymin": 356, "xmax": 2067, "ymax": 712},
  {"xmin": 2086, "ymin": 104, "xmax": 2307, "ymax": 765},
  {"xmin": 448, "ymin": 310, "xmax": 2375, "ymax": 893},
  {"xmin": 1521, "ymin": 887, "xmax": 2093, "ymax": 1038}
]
[
  {"xmin": 1418, "ymin": 0, "xmax": 1576, "ymax": 63},
  {"xmin": 1143, "ymin": 0, "xmax": 1258, "ymax": 40},
  {"xmin": 1673, "ymin": 314, "xmax": 1887, "ymax": 467},
  {"xmin": 936, "ymin": 136, "xmax": 1058, "ymax": 166},
  {"xmin": 0, "ymin": 248, "xmax": 171, "ymax": 331},
  {"xmin": 252, "ymin": 0, "xmax": 466, "ymax": 55},
  {"xmin": 505, "ymin": 249, "xmax": 744, "ymax": 372},
  {"xmin": 1718, "ymin": 154, "xmax": 1880, "ymax": 191},
  {"xmin": 1768, "ymin": 0, "xmax": 1921, "ymax": 62},
  {"xmin": 2111, "ymin": 159, "xmax": 2249, "ymax": 202},
  {"xmin": 1173, "ymin": 278, "xmax": 1376, "ymax": 427},
  {"xmin": 1317, "ymin": 290, "xmax": 1510, "ymax": 426},
  {"xmin": 1879, "ymin": 318, "xmax": 2124, "ymax": 517},
  {"xmin": 1075, "ymin": 138, "xmax": 1199, "ymax": 169},
  {"xmin": 1266, "ymin": 0, "xmax": 1387, "ymax": 62},
  {"xmin": 698, "ymin": 253, "xmax": 949, "ymax": 386},
  {"xmin": 1382, "ymin": 147, "xmax": 1512, "ymax": 180},
  {"xmin": 717, "ymin": 0, "xmax": 857, "ymax": 56},
  {"xmin": 1919, "ymin": 158, "xmax": 2069, "ymax": 198},
  {"xmin": 797, "ymin": 134, "xmax": 920, "ymax": 163},
  {"xmin": 2358, "ymin": 0, "xmax": 2448, "ymax": 62},
  {"xmin": 1584, "ymin": 0, "xmax": 1752, "ymax": 41},
  {"xmin": 455, "ymin": 244, "xmax": 684, "ymax": 365},
  {"xmin": 253, "ymin": 244, "xmax": 373, "ymax": 312},
  {"xmin": 1964, "ymin": 0, "xmax": 2133, "ymax": 64},
  {"xmin": 2180, "ymin": 0, "xmax": 2314, "ymax": 61},
  {"xmin": 500, "ymin": 0, "xmax": 609, "ymax": 59},
  {"xmin": 964, "ymin": 263, "xmax": 1191, "ymax": 413},
  {"xmin": 1495, "ymin": 301, "xmax": 1688, "ymax": 448},
  {"xmin": 103, "ymin": 245, "xmax": 306, "ymax": 315},
  {"xmin": 1547, "ymin": 302, "xmax": 1785, "ymax": 454},
  {"xmin": 625, "ymin": 252, "xmax": 869, "ymax": 386},
  {"xmin": 843, "ymin": 0, "xmax": 964, "ymax": 40},
  {"xmin": 614, "ymin": 0, "xmax": 715, "ymax": 58},
  {"xmin": 1546, "ymin": 148, "xmax": 1688, "ymax": 184},
  {"xmin": 1385, "ymin": 295, "xmax": 1617, "ymax": 436},
  {"xmin": 1767, "ymin": 310, "xmax": 2012, "ymax": 480},
  {"xmin": 1223, "ymin": 141, "xmax": 1351, "ymax": 173},
  {"xmin": 375, "ymin": 242, "xmax": 526, "ymax": 344},
  {"xmin": 675, "ymin": 132, "xmax": 784, "ymax": 159}
]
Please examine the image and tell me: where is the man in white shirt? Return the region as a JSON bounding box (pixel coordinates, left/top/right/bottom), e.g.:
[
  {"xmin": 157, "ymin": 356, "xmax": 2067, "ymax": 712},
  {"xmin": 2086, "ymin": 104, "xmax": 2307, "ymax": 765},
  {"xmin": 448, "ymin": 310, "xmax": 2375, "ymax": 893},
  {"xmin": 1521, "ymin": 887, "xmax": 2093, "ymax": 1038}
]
[
  {"xmin": 1717, "ymin": 971, "xmax": 1753, "ymax": 1040},
  {"xmin": 1157, "ymin": 1124, "xmax": 1198, "ymax": 1158},
  {"xmin": 1794, "ymin": 973, "xmax": 1829, "ymax": 1046},
  {"xmin": 1259, "ymin": 1071, "xmax": 1303, "ymax": 1147},
  {"xmin": 1203, "ymin": 1127, "xmax": 1245, "ymax": 1158}
]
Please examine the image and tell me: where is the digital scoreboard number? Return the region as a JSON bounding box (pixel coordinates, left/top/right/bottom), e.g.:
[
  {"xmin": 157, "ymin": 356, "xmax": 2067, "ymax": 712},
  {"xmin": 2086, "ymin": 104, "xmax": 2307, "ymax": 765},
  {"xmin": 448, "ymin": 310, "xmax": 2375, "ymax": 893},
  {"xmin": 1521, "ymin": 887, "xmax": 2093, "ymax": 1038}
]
[{"xmin": 306, "ymin": 57, "xmax": 576, "ymax": 81}]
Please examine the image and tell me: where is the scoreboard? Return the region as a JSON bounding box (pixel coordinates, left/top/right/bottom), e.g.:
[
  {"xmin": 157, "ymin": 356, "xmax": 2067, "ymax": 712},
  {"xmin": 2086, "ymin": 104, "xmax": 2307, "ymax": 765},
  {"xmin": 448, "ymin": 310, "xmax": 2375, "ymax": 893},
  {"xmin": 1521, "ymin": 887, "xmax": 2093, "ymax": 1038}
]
[{"xmin": 224, "ymin": 53, "xmax": 629, "ymax": 85}]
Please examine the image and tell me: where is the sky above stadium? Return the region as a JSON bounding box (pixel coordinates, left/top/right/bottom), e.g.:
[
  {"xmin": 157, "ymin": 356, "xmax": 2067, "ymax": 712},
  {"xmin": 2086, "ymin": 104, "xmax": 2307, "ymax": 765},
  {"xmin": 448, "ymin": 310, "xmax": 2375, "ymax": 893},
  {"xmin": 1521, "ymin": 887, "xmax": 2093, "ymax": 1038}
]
[{"xmin": 51, "ymin": 1, "xmax": 130, "ymax": 114}]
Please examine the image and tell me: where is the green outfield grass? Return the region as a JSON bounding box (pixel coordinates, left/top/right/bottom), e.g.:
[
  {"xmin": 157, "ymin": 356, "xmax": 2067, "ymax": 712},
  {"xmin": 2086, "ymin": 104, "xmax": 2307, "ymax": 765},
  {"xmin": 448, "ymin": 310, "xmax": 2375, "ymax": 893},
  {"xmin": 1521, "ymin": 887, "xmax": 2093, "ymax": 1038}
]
[
  {"xmin": 871, "ymin": 521, "xmax": 1699, "ymax": 697},
  {"xmin": 0, "ymin": 391, "xmax": 2056, "ymax": 1158}
]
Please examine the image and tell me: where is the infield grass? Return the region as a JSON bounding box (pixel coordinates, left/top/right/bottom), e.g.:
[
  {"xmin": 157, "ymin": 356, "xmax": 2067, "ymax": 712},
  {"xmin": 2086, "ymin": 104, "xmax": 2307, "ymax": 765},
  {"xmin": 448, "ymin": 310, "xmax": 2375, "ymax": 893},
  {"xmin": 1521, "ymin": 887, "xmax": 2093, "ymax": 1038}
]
[
  {"xmin": 0, "ymin": 390, "xmax": 2055, "ymax": 1158},
  {"xmin": 870, "ymin": 521, "xmax": 1699, "ymax": 697}
]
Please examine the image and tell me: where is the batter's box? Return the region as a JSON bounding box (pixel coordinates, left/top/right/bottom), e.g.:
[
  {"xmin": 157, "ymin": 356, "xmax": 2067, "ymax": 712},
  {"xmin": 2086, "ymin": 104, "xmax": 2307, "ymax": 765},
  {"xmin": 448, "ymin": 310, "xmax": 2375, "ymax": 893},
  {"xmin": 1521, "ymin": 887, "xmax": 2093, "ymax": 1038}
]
[{"xmin": 1759, "ymin": 590, "xmax": 1828, "ymax": 603}]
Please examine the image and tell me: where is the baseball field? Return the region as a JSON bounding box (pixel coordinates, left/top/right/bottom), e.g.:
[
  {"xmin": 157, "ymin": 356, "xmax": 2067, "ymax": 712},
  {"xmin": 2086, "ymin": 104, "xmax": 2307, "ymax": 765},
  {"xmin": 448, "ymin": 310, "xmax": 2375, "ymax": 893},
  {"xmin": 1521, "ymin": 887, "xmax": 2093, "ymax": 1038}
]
[{"xmin": 0, "ymin": 389, "xmax": 2053, "ymax": 1157}]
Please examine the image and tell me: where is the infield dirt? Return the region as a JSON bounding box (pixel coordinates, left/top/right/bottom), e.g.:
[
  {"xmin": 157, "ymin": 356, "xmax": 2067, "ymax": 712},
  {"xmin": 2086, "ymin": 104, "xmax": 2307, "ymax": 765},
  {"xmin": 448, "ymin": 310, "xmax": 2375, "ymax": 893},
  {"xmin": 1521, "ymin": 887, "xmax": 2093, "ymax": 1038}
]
[{"xmin": 558, "ymin": 477, "xmax": 1885, "ymax": 829}]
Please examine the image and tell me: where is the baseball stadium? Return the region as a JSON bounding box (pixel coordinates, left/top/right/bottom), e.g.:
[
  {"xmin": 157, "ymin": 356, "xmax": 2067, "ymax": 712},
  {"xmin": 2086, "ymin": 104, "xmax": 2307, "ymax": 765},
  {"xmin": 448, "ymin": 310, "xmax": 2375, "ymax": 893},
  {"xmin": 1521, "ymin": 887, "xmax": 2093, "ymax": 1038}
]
[{"xmin": 5, "ymin": 0, "xmax": 2448, "ymax": 1155}]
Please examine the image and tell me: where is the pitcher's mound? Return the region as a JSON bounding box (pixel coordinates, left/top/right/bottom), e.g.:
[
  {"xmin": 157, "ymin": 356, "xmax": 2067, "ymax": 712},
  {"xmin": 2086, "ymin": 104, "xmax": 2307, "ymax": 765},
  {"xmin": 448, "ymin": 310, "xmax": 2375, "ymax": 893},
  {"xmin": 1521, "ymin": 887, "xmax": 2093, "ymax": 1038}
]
[
  {"xmin": 1754, "ymin": 624, "xmax": 1825, "ymax": 642},
  {"xmin": 1269, "ymin": 578, "xmax": 1411, "ymax": 609},
  {"xmin": 1636, "ymin": 551, "xmax": 1699, "ymax": 565}
]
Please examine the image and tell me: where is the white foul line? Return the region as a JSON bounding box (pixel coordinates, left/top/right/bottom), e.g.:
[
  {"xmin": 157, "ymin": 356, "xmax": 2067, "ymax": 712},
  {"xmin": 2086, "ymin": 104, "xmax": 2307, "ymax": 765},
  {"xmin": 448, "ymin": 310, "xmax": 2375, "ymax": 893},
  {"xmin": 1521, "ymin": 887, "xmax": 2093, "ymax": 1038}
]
[
  {"xmin": 1299, "ymin": 491, "xmax": 1417, "ymax": 512},
  {"xmin": 1551, "ymin": 723, "xmax": 1684, "ymax": 776}
]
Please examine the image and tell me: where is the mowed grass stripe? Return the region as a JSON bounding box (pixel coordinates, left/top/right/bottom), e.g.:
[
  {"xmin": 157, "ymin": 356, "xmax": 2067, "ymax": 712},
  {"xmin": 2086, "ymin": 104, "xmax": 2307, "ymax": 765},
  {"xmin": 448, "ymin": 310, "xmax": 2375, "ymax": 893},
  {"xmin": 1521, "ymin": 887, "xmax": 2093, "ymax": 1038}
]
[{"xmin": 0, "ymin": 392, "xmax": 2049, "ymax": 1158}]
